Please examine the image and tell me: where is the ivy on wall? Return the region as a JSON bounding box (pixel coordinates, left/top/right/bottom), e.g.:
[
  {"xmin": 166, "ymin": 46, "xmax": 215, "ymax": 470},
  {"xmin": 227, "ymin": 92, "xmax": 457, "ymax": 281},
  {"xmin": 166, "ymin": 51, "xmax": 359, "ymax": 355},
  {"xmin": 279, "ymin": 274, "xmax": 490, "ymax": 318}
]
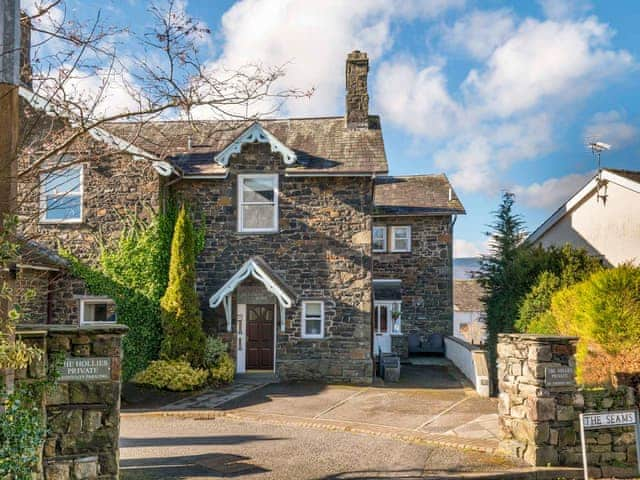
[{"xmin": 62, "ymin": 202, "xmax": 205, "ymax": 380}]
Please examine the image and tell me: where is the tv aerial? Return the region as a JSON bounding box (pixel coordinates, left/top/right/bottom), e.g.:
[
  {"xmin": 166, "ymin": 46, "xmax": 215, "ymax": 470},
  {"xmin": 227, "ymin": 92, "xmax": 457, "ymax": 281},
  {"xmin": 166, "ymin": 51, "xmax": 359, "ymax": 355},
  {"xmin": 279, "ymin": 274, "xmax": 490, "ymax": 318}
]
[{"xmin": 587, "ymin": 140, "xmax": 611, "ymax": 203}]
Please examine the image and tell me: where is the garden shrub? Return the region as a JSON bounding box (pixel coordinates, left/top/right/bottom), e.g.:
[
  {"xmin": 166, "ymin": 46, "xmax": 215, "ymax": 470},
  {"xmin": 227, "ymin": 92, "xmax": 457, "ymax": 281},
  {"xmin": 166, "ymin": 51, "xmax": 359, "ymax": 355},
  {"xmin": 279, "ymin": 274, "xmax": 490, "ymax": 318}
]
[
  {"xmin": 132, "ymin": 360, "xmax": 208, "ymax": 391},
  {"xmin": 203, "ymin": 336, "xmax": 229, "ymax": 369},
  {"xmin": 209, "ymin": 353, "xmax": 235, "ymax": 386},
  {"xmin": 160, "ymin": 205, "xmax": 206, "ymax": 366},
  {"xmin": 527, "ymin": 265, "xmax": 640, "ymax": 384}
]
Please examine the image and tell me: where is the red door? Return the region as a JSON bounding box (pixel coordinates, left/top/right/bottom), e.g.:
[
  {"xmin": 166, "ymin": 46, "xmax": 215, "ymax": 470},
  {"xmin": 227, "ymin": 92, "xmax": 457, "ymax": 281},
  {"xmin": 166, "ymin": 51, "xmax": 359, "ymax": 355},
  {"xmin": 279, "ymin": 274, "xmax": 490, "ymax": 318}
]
[{"xmin": 246, "ymin": 305, "xmax": 275, "ymax": 370}]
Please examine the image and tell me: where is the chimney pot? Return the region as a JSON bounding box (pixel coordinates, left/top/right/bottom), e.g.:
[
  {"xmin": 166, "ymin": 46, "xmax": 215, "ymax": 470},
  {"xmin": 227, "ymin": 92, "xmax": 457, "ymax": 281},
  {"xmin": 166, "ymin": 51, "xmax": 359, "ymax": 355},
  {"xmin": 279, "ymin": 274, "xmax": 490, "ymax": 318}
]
[{"xmin": 345, "ymin": 50, "xmax": 369, "ymax": 129}]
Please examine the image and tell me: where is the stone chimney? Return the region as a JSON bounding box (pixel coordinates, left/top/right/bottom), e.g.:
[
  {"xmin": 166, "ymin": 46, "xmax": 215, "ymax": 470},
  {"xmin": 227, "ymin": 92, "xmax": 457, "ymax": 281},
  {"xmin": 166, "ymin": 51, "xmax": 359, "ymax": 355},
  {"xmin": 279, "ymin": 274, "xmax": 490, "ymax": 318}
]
[
  {"xmin": 20, "ymin": 12, "xmax": 32, "ymax": 88},
  {"xmin": 345, "ymin": 50, "xmax": 369, "ymax": 129}
]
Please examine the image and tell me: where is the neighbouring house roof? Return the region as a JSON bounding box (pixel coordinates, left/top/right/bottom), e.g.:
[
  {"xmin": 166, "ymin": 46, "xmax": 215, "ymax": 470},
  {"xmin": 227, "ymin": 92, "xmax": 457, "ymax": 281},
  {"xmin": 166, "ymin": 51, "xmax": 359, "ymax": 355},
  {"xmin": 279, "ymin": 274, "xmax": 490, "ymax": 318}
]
[
  {"xmin": 527, "ymin": 168, "xmax": 640, "ymax": 244},
  {"xmin": 373, "ymin": 174, "xmax": 465, "ymax": 216},
  {"xmin": 454, "ymin": 280, "xmax": 485, "ymax": 312},
  {"xmin": 103, "ymin": 117, "xmax": 388, "ymax": 176},
  {"xmin": 373, "ymin": 280, "xmax": 402, "ymax": 301}
]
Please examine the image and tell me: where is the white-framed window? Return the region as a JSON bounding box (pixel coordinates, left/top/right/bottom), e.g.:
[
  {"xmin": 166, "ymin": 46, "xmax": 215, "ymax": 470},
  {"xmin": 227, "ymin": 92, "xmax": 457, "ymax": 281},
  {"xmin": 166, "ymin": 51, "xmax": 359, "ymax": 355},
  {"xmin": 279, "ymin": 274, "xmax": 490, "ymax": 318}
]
[
  {"xmin": 238, "ymin": 173, "xmax": 279, "ymax": 233},
  {"xmin": 79, "ymin": 297, "xmax": 117, "ymax": 324},
  {"xmin": 372, "ymin": 226, "xmax": 387, "ymax": 252},
  {"xmin": 374, "ymin": 301, "xmax": 401, "ymax": 335},
  {"xmin": 40, "ymin": 164, "xmax": 83, "ymax": 223},
  {"xmin": 301, "ymin": 301, "xmax": 324, "ymax": 339},
  {"xmin": 391, "ymin": 226, "xmax": 411, "ymax": 252}
]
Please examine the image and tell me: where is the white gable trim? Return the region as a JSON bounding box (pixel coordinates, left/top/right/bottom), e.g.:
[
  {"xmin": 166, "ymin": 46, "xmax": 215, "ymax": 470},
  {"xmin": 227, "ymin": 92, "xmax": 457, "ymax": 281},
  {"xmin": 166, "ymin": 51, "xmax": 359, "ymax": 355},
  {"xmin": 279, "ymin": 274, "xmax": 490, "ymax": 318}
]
[
  {"xmin": 214, "ymin": 122, "xmax": 297, "ymax": 167},
  {"xmin": 527, "ymin": 170, "xmax": 640, "ymax": 244},
  {"xmin": 209, "ymin": 258, "xmax": 293, "ymax": 332},
  {"xmin": 18, "ymin": 86, "xmax": 159, "ymax": 161}
]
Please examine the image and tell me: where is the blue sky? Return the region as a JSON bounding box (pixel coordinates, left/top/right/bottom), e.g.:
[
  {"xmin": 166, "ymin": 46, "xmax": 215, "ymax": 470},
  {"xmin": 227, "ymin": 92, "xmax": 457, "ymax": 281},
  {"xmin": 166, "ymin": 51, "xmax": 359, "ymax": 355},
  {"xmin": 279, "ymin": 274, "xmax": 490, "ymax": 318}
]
[{"xmin": 26, "ymin": 0, "xmax": 640, "ymax": 257}]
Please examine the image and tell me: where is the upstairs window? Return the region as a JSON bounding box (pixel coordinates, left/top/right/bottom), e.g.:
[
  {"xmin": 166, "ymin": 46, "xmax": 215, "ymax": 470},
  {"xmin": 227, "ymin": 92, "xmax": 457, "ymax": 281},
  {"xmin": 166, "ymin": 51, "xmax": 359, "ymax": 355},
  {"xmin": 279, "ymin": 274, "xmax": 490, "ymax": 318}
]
[
  {"xmin": 40, "ymin": 165, "xmax": 83, "ymax": 223},
  {"xmin": 391, "ymin": 226, "xmax": 411, "ymax": 252},
  {"xmin": 372, "ymin": 226, "xmax": 387, "ymax": 252},
  {"xmin": 238, "ymin": 174, "xmax": 278, "ymax": 233},
  {"xmin": 302, "ymin": 301, "xmax": 324, "ymax": 339}
]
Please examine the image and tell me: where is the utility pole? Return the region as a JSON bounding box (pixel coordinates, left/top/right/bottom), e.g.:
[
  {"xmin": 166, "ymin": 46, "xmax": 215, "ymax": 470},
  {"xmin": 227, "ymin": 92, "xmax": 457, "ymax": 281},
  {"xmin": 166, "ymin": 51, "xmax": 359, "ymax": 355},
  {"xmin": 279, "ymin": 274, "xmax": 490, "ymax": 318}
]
[{"xmin": 0, "ymin": 0, "xmax": 21, "ymax": 398}]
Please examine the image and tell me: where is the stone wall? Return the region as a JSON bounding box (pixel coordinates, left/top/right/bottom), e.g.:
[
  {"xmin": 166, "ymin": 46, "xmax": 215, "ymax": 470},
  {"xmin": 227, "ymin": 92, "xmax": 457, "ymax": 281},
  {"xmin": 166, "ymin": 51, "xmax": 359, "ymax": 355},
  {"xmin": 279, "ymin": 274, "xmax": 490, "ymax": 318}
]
[
  {"xmin": 12, "ymin": 267, "xmax": 87, "ymax": 325},
  {"xmin": 498, "ymin": 334, "xmax": 639, "ymax": 477},
  {"xmin": 16, "ymin": 108, "xmax": 161, "ymax": 262},
  {"xmin": 171, "ymin": 142, "xmax": 374, "ymax": 383},
  {"xmin": 16, "ymin": 324, "xmax": 127, "ymax": 480},
  {"xmin": 372, "ymin": 216, "xmax": 453, "ymax": 349}
]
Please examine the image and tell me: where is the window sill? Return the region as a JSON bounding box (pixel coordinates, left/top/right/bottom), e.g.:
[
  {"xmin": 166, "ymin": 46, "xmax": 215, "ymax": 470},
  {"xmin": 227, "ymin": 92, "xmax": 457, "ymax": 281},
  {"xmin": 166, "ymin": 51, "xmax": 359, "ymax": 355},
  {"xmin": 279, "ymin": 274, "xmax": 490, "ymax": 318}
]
[
  {"xmin": 39, "ymin": 219, "xmax": 84, "ymax": 225},
  {"xmin": 301, "ymin": 335, "xmax": 324, "ymax": 340}
]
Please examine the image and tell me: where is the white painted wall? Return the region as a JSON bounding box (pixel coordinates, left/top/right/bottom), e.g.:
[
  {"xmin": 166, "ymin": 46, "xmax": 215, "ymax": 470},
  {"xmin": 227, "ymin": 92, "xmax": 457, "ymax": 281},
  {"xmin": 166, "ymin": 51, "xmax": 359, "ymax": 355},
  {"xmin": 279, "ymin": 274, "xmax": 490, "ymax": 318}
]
[
  {"xmin": 453, "ymin": 310, "xmax": 486, "ymax": 344},
  {"xmin": 536, "ymin": 181, "xmax": 640, "ymax": 266},
  {"xmin": 444, "ymin": 336, "xmax": 490, "ymax": 397}
]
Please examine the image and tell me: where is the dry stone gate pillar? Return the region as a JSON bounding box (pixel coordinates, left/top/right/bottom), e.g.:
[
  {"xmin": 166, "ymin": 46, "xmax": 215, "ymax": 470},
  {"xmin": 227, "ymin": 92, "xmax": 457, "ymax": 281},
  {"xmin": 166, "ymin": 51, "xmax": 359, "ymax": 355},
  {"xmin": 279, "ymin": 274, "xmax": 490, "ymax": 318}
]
[
  {"xmin": 17, "ymin": 324, "xmax": 127, "ymax": 480},
  {"xmin": 497, "ymin": 334, "xmax": 580, "ymax": 466},
  {"xmin": 497, "ymin": 333, "xmax": 638, "ymax": 475}
]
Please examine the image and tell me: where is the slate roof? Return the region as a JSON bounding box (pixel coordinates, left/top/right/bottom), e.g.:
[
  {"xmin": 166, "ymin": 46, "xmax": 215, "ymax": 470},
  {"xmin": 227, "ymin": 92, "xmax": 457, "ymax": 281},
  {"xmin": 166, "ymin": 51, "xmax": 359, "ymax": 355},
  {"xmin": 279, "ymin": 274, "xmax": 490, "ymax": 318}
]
[
  {"xmin": 373, "ymin": 175, "xmax": 465, "ymax": 216},
  {"xmin": 606, "ymin": 168, "xmax": 640, "ymax": 184},
  {"xmin": 454, "ymin": 280, "xmax": 485, "ymax": 312},
  {"xmin": 16, "ymin": 238, "xmax": 69, "ymax": 270},
  {"xmin": 103, "ymin": 117, "xmax": 388, "ymax": 176}
]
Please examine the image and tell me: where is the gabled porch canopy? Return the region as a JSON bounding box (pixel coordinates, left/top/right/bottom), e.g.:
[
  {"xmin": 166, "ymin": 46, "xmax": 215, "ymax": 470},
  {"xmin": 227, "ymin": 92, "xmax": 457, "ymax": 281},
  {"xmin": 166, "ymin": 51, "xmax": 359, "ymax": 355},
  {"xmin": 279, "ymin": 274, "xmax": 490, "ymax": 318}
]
[
  {"xmin": 209, "ymin": 257, "xmax": 296, "ymax": 332},
  {"xmin": 213, "ymin": 122, "xmax": 297, "ymax": 167}
]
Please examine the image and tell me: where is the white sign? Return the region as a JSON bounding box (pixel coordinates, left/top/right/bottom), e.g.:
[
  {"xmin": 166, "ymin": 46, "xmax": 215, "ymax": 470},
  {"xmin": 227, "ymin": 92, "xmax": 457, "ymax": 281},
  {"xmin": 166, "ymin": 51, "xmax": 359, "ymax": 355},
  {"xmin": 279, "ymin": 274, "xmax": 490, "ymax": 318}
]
[
  {"xmin": 582, "ymin": 410, "xmax": 637, "ymax": 429},
  {"xmin": 579, "ymin": 409, "xmax": 640, "ymax": 480}
]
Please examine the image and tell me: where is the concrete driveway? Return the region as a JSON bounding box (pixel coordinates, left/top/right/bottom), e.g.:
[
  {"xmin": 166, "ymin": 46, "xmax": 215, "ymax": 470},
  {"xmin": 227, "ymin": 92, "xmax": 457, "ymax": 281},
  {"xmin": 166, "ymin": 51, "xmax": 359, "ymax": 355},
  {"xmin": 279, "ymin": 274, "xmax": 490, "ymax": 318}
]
[{"xmin": 217, "ymin": 362, "xmax": 499, "ymax": 446}]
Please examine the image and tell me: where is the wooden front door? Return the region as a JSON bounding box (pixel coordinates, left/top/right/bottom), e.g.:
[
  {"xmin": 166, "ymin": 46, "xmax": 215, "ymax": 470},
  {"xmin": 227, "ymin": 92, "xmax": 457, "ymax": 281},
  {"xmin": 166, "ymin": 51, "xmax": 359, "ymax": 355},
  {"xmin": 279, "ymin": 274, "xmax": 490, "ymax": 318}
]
[{"xmin": 246, "ymin": 304, "xmax": 275, "ymax": 370}]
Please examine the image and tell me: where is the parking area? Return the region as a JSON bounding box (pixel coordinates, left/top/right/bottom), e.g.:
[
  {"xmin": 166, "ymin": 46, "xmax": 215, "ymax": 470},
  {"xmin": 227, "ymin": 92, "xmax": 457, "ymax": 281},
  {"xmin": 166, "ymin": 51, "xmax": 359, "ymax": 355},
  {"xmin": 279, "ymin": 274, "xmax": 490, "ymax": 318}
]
[{"xmin": 213, "ymin": 361, "xmax": 498, "ymax": 446}]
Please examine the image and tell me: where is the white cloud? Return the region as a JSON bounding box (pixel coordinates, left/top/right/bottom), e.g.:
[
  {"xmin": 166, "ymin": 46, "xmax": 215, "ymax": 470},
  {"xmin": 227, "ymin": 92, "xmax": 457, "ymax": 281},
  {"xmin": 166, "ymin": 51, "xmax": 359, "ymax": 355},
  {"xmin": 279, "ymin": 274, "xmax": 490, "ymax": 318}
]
[
  {"xmin": 443, "ymin": 9, "xmax": 516, "ymax": 60},
  {"xmin": 195, "ymin": 0, "xmax": 464, "ymax": 118},
  {"xmin": 513, "ymin": 171, "xmax": 594, "ymax": 209},
  {"xmin": 538, "ymin": 0, "xmax": 592, "ymax": 20},
  {"xmin": 374, "ymin": 58, "xmax": 461, "ymax": 139},
  {"xmin": 375, "ymin": 13, "xmax": 633, "ymax": 196},
  {"xmin": 583, "ymin": 110, "xmax": 639, "ymax": 149},
  {"xmin": 463, "ymin": 17, "xmax": 633, "ymax": 118},
  {"xmin": 454, "ymin": 238, "xmax": 487, "ymax": 258}
]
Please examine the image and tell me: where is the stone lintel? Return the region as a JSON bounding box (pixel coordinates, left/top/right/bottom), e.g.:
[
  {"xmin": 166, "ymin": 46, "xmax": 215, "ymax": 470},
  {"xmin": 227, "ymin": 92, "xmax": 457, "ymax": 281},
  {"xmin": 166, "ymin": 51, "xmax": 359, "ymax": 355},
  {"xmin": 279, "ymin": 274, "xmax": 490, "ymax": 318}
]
[{"xmin": 18, "ymin": 323, "xmax": 129, "ymax": 335}]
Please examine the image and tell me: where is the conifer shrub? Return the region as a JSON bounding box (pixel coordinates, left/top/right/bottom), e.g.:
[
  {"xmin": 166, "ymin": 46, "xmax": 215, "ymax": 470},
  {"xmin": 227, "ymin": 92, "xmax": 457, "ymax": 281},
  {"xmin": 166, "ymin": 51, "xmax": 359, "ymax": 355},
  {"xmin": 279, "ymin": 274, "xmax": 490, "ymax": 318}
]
[
  {"xmin": 203, "ymin": 336, "xmax": 229, "ymax": 369},
  {"xmin": 159, "ymin": 205, "xmax": 206, "ymax": 366}
]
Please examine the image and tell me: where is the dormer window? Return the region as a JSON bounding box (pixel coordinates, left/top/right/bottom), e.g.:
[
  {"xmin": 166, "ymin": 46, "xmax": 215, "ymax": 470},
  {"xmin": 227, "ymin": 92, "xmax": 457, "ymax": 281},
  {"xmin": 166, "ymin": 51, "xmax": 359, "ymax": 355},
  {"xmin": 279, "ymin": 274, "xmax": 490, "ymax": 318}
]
[
  {"xmin": 40, "ymin": 164, "xmax": 83, "ymax": 223},
  {"xmin": 238, "ymin": 174, "xmax": 279, "ymax": 233}
]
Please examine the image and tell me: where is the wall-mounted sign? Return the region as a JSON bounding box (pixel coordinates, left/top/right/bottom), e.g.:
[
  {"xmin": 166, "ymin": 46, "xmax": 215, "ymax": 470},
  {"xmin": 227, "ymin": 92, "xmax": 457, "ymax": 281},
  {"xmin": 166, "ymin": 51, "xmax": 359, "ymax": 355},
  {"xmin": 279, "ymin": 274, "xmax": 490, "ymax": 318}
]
[
  {"xmin": 579, "ymin": 409, "xmax": 640, "ymax": 480},
  {"xmin": 59, "ymin": 357, "xmax": 111, "ymax": 382},
  {"xmin": 544, "ymin": 366, "xmax": 574, "ymax": 387}
]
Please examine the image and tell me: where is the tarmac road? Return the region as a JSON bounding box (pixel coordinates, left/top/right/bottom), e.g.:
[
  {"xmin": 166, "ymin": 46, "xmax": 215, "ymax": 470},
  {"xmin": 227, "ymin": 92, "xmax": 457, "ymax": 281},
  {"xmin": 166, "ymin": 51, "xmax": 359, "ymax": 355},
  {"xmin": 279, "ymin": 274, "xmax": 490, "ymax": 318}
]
[{"xmin": 120, "ymin": 414, "xmax": 517, "ymax": 479}]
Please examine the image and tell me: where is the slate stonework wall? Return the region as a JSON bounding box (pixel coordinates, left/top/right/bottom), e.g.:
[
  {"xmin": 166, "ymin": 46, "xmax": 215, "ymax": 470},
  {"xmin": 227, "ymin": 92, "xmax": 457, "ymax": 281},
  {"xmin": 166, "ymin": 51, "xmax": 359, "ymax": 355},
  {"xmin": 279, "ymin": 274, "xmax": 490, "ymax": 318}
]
[
  {"xmin": 498, "ymin": 334, "xmax": 639, "ymax": 478},
  {"xmin": 171, "ymin": 142, "xmax": 374, "ymax": 383},
  {"xmin": 372, "ymin": 216, "xmax": 453, "ymax": 351},
  {"xmin": 13, "ymin": 268, "xmax": 87, "ymax": 325},
  {"xmin": 15, "ymin": 325, "xmax": 126, "ymax": 480},
  {"xmin": 17, "ymin": 149, "xmax": 160, "ymax": 262}
]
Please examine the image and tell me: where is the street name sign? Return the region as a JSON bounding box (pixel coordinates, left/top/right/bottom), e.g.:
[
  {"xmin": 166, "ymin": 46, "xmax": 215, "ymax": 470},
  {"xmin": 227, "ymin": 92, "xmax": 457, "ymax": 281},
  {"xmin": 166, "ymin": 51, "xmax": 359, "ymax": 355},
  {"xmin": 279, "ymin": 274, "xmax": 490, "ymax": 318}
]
[
  {"xmin": 59, "ymin": 357, "xmax": 111, "ymax": 382},
  {"xmin": 579, "ymin": 409, "xmax": 640, "ymax": 480}
]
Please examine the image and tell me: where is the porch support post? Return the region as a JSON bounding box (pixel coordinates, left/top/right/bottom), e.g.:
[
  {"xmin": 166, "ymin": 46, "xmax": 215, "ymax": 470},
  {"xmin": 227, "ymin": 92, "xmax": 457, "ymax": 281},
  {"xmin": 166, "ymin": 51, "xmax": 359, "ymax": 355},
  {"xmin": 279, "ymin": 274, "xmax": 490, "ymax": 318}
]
[
  {"xmin": 279, "ymin": 303, "xmax": 286, "ymax": 332},
  {"xmin": 223, "ymin": 294, "xmax": 232, "ymax": 332}
]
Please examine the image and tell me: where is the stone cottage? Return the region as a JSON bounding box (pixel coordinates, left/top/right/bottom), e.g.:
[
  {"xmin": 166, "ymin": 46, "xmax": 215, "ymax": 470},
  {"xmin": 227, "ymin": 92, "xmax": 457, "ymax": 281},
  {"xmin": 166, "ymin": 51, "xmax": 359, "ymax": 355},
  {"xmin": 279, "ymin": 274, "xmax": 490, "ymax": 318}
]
[{"xmin": 17, "ymin": 51, "xmax": 465, "ymax": 383}]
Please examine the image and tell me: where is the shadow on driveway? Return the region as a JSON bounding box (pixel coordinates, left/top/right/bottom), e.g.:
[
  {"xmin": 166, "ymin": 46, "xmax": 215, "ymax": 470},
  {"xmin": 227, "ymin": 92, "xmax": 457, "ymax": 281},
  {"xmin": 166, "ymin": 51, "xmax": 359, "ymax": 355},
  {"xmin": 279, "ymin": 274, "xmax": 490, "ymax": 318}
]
[
  {"xmin": 120, "ymin": 435, "xmax": 285, "ymax": 448},
  {"xmin": 120, "ymin": 452, "xmax": 269, "ymax": 479}
]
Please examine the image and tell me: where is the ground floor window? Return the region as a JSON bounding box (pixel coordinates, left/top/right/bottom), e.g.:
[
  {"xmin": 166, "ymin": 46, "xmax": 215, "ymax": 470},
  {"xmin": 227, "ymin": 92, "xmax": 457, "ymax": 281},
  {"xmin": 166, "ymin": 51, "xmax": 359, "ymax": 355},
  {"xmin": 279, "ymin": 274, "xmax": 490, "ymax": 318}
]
[
  {"xmin": 79, "ymin": 297, "xmax": 117, "ymax": 324},
  {"xmin": 302, "ymin": 301, "xmax": 324, "ymax": 338},
  {"xmin": 374, "ymin": 301, "xmax": 401, "ymax": 334}
]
